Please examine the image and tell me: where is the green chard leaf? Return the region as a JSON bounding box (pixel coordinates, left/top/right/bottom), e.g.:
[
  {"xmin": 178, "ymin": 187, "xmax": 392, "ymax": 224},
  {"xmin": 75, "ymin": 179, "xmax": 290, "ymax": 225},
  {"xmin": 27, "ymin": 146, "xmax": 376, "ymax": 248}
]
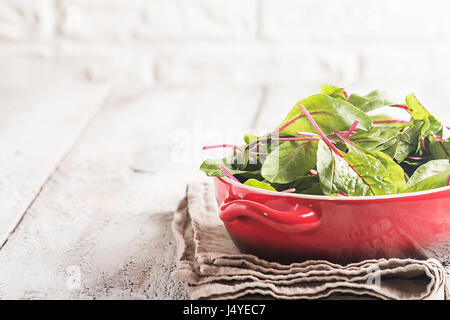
[
  {"xmin": 371, "ymin": 114, "xmax": 395, "ymax": 122},
  {"xmin": 406, "ymin": 94, "xmax": 442, "ymax": 134},
  {"xmin": 348, "ymin": 90, "xmax": 395, "ymax": 112},
  {"xmin": 235, "ymin": 170, "xmax": 263, "ymax": 181},
  {"xmin": 374, "ymin": 138, "xmax": 401, "ymax": 159},
  {"xmin": 403, "ymin": 168, "xmax": 450, "ymax": 193},
  {"xmin": 367, "ymin": 150, "xmax": 407, "ymax": 191},
  {"xmin": 276, "ymin": 94, "xmax": 372, "ymax": 136},
  {"xmin": 299, "ymin": 183, "xmax": 324, "ymax": 195},
  {"xmin": 370, "ymin": 115, "xmax": 411, "ymax": 129},
  {"xmin": 234, "ymin": 148, "xmax": 250, "ymax": 171},
  {"xmin": 393, "ymin": 121, "xmax": 423, "ymax": 163},
  {"xmin": 321, "ymin": 84, "xmax": 348, "ymax": 100},
  {"xmin": 244, "ymin": 134, "xmax": 259, "ymax": 144},
  {"xmin": 271, "ymin": 175, "xmax": 321, "ymax": 194},
  {"xmin": 261, "ymin": 140, "xmax": 318, "ymax": 184},
  {"xmin": 405, "ymin": 94, "xmax": 443, "ymax": 151},
  {"xmin": 243, "ymin": 178, "xmax": 276, "ymax": 191},
  {"xmin": 200, "ymin": 158, "xmax": 246, "ymax": 178},
  {"xmin": 349, "ymin": 126, "xmax": 400, "ymax": 150},
  {"xmin": 429, "ymin": 138, "xmax": 450, "ymax": 160},
  {"xmin": 291, "ymin": 175, "xmax": 322, "ymax": 194},
  {"xmin": 316, "ymin": 140, "xmax": 397, "ymax": 196},
  {"xmin": 406, "ymin": 159, "xmax": 450, "ymax": 188}
]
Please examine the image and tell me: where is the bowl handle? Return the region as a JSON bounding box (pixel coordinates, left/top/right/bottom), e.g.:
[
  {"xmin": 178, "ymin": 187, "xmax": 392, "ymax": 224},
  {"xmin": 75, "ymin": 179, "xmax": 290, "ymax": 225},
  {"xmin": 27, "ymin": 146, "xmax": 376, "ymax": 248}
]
[{"xmin": 219, "ymin": 199, "xmax": 320, "ymax": 234}]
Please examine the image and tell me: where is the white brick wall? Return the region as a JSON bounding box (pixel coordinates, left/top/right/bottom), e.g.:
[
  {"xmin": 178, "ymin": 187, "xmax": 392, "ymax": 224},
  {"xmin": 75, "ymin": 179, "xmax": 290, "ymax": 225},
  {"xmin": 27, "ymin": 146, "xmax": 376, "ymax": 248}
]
[
  {"xmin": 56, "ymin": 0, "xmax": 258, "ymax": 40},
  {"xmin": 1, "ymin": 0, "xmax": 450, "ymax": 117},
  {"xmin": 0, "ymin": 0, "xmax": 54, "ymax": 40},
  {"xmin": 261, "ymin": 0, "xmax": 450, "ymax": 41}
]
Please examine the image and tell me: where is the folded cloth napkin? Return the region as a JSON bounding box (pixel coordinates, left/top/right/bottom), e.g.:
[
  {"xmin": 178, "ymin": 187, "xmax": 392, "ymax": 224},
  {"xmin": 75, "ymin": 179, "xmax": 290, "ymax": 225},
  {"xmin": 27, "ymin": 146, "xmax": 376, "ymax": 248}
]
[{"xmin": 171, "ymin": 182, "xmax": 448, "ymax": 300}]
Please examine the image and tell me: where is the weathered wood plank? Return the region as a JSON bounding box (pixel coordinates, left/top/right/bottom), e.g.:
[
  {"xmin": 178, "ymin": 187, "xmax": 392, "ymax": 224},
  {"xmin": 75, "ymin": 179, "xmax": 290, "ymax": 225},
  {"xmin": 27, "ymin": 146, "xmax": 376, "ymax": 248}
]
[
  {"xmin": 0, "ymin": 86, "xmax": 262, "ymax": 299},
  {"xmin": 0, "ymin": 83, "xmax": 110, "ymax": 248}
]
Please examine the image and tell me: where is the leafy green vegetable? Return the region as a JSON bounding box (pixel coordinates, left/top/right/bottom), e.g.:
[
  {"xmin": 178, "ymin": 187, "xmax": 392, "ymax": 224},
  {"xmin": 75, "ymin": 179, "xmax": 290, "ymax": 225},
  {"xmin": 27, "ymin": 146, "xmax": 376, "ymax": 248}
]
[
  {"xmin": 299, "ymin": 183, "xmax": 324, "ymax": 195},
  {"xmin": 429, "ymin": 138, "xmax": 450, "ymax": 160},
  {"xmin": 405, "ymin": 94, "xmax": 443, "ymax": 153},
  {"xmin": 349, "ymin": 126, "xmax": 399, "ymax": 150},
  {"xmin": 348, "ymin": 90, "xmax": 395, "ymax": 112},
  {"xmin": 243, "ymin": 178, "xmax": 276, "ymax": 191},
  {"xmin": 367, "ymin": 150, "xmax": 407, "ymax": 192},
  {"xmin": 406, "ymin": 159, "xmax": 450, "ymax": 188},
  {"xmin": 271, "ymin": 175, "xmax": 321, "ymax": 194},
  {"xmin": 393, "ymin": 121, "xmax": 423, "ymax": 163},
  {"xmin": 374, "ymin": 137, "xmax": 400, "ymax": 158},
  {"xmin": 200, "ymin": 85, "xmax": 450, "ymax": 196},
  {"xmin": 403, "ymin": 168, "xmax": 450, "ymax": 193},
  {"xmin": 371, "ymin": 114, "xmax": 395, "ymax": 122},
  {"xmin": 321, "ymin": 84, "xmax": 347, "ymax": 100},
  {"xmin": 316, "ymin": 140, "xmax": 397, "ymax": 196},
  {"xmin": 261, "ymin": 141, "xmax": 317, "ymax": 184},
  {"xmin": 276, "ymin": 94, "xmax": 372, "ymax": 136},
  {"xmin": 244, "ymin": 134, "xmax": 259, "ymax": 145},
  {"xmin": 406, "ymin": 94, "xmax": 442, "ymax": 137},
  {"xmin": 235, "ymin": 170, "xmax": 263, "ymax": 181},
  {"xmin": 200, "ymin": 158, "xmax": 244, "ymax": 177}
]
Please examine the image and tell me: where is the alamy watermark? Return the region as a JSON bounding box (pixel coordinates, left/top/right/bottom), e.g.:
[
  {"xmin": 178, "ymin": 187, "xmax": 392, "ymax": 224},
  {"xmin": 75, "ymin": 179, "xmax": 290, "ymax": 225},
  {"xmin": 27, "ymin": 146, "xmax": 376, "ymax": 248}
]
[{"xmin": 170, "ymin": 121, "xmax": 277, "ymax": 166}]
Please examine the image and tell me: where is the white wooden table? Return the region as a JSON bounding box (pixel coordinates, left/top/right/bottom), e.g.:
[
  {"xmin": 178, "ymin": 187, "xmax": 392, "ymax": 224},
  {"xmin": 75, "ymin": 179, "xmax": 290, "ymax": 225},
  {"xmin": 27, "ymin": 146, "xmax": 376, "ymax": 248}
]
[{"xmin": 0, "ymin": 72, "xmax": 448, "ymax": 299}]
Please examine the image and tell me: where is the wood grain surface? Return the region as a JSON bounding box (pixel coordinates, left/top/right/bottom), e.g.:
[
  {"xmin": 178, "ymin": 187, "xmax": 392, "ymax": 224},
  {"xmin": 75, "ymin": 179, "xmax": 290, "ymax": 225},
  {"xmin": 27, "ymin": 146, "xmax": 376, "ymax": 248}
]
[
  {"xmin": 0, "ymin": 83, "xmax": 109, "ymax": 248},
  {"xmin": 0, "ymin": 85, "xmax": 262, "ymax": 299}
]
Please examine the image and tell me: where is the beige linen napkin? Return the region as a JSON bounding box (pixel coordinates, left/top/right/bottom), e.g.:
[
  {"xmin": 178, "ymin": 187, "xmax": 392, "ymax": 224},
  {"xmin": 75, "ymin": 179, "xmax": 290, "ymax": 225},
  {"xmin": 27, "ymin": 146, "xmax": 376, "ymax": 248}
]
[{"xmin": 172, "ymin": 182, "xmax": 448, "ymax": 300}]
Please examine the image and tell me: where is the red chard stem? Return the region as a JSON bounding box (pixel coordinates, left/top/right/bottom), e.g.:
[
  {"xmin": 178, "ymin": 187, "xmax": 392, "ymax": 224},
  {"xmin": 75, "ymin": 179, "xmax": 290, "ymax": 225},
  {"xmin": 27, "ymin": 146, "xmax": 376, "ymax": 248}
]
[
  {"xmin": 297, "ymin": 104, "xmax": 344, "ymax": 157},
  {"xmin": 407, "ymin": 155, "xmax": 430, "ymax": 161},
  {"xmin": 420, "ymin": 137, "xmax": 427, "ymax": 152},
  {"xmin": 343, "ymin": 90, "xmax": 349, "ymax": 99},
  {"xmin": 271, "ymin": 111, "xmax": 327, "ymax": 135},
  {"xmin": 271, "ymin": 137, "xmax": 319, "ymax": 142},
  {"xmin": 218, "ymin": 166, "xmax": 241, "ymax": 183},
  {"xmin": 343, "ymin": 120, "xmax": 359, "ymax": 138},
  {"xmin": 373, "ymin": 119, "xmax": 409, "ymax": 124},
  {"xmin": 296, "ymin": 132, "xmax": 319, "ymax": 137},
  {"xmin": 203, "ymin": 144, "xmax": 242, "ymax": 151},
  {"xmin": 390, "ymin": 104, "xmax": 409, "ymax": 110}
]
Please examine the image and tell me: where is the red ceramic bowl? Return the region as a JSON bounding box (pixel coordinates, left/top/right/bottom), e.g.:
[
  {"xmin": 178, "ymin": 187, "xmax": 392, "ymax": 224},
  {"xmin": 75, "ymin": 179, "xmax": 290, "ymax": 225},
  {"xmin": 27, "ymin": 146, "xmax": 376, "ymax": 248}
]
[{"xmin": 214, "ymin": 177, "xmax": 450, "ymax": 264}]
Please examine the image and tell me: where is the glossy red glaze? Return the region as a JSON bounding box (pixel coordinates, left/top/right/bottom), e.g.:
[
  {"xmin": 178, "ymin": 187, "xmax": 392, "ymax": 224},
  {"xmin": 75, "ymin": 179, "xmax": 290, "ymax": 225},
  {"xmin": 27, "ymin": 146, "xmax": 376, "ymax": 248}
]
[{"xmin": 214, "ymin": 177, "xmax": 450, "ymax": 264}]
